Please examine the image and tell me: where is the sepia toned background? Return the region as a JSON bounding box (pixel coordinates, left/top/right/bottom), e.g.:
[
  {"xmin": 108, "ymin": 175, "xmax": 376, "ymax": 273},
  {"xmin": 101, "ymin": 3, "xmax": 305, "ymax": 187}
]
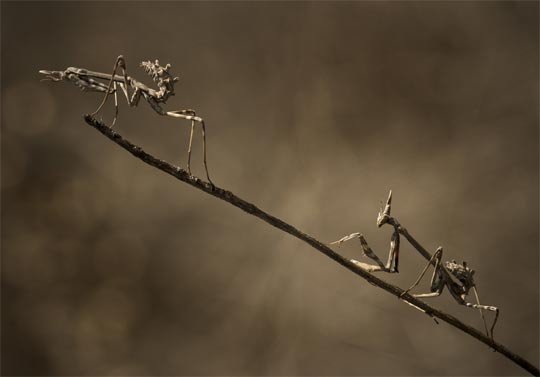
[{"xmin": 2, "ymin": 1, "xmax": 538, "ymax": 375}]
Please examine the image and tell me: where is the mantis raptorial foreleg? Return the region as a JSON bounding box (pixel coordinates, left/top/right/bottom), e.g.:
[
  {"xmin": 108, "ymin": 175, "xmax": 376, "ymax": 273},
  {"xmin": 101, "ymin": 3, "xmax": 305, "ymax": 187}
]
[
  {"xmin": 387, "ymin": 226, "xmax": 400, "ymax": 272},
  {"xmin": 332, "ymin": 192, "xmax": 400, "ymax": 273},
  {"xmin": 331, "ymin": 230, "xmax": 400, "ymax": 273}
]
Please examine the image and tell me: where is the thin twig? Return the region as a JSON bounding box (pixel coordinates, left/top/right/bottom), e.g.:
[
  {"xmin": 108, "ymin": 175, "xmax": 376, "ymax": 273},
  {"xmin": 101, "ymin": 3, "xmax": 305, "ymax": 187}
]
[{"xmin": 83, "ymin": 114, "xmax": 539, "ymax": 376}]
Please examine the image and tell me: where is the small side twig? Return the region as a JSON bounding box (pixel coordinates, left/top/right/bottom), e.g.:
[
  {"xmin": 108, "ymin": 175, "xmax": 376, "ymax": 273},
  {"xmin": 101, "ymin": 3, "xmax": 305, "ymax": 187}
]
[{"xmin": 82, "ymin": 114, "xmax": 539, "ymax": 376}]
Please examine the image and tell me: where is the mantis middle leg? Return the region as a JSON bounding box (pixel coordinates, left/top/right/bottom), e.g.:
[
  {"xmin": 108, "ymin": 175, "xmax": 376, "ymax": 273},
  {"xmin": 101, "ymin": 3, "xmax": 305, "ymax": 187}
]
[
  {"xmin": 91, "ymin": 55, "xmax": 142, "ymax": 126},
  {"xmin": 401, "ymin": 247, "xmax": 445, "ymax": 298}
]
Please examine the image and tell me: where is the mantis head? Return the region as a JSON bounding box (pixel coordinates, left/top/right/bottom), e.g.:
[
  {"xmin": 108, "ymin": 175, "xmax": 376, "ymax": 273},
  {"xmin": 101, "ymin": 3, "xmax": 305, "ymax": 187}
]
[
  {"xmin": 376, "ymin": 190, "xmax": 393, "ymax": 227},
  {"xmin": 39, "ymin": 69, "xmax": 66, "ymax": 82}
]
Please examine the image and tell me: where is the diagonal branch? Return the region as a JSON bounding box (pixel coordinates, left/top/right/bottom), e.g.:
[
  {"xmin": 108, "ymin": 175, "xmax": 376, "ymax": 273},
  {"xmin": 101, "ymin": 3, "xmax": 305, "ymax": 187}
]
[{"xmin": 83, "ymin": 114, "xmax": 539, "ymax": 376}]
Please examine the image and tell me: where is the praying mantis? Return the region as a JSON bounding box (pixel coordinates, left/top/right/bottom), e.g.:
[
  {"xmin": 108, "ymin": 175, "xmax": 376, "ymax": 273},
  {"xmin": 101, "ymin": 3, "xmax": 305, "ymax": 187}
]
[
  {"xmin": 40, "ymin": 57, "xmax": 500, "ymax": 339},
  {"xmin": 332, "ymin": 191, "xmax": 500, "ymax": 339},
  {"xmin": 39, "ymin": 55, "xmax": 212, "ymax": 184}
]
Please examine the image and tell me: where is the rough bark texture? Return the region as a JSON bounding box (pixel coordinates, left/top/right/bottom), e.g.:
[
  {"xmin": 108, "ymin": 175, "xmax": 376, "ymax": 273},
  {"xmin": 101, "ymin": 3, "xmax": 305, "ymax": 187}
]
[{"xmin": 83, "ymin": 114, "xmax": 539, "ymax": 376}]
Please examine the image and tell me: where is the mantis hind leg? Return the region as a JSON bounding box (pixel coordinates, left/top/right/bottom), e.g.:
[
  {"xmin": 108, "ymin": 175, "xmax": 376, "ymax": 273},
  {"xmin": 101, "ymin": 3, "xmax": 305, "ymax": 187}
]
[
  {"xmin": 187, "ymin": 120, "xmax": 195, "ymax": 175},
  {"xmin": 464, "ymin": 299, "xmax": 499, "ymax": 339},
  {"xmin": 165, "ymin": 110, "xmax": 213, "ymax": 185}
]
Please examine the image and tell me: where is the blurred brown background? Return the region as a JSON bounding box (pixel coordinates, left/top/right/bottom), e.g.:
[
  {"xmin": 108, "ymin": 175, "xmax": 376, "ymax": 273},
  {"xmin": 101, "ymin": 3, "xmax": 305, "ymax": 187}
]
[{"xmin": 1, "ymin": 1, "xmax": 538, "ymax": 375}]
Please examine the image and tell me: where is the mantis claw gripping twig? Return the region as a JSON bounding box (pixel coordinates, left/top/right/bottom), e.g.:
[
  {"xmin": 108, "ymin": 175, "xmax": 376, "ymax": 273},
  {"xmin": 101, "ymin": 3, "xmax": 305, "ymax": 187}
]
[
  {"xmin": 40, "ymin": 55, "xmax": 213, "ymax": 184},
  {"xmin": 332, "ymin": 190, "xmax": 500, "ymax": 339}
]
